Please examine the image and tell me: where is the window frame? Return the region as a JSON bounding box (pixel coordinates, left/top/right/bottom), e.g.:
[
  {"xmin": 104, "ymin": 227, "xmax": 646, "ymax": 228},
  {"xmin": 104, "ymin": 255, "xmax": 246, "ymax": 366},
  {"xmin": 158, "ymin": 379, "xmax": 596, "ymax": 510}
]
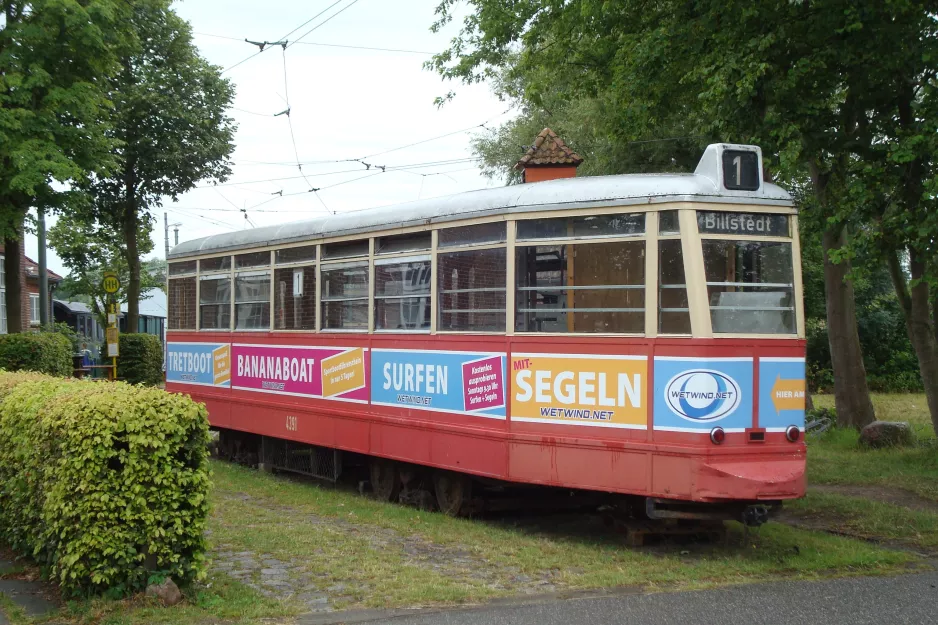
[
  {"xmin": 274, "ymin": 247, "xmax": 318, "ymax": 332},
  {"xmin": 319, "ymin": 256, "xmax": 371, "ymax": 333},
  {"xmin": 198, "ymin": 256, "xmax": 233, "ymax": 332},
  {"xmin": 29, "ymin": 293, "xmax": 39, "ymax": 325},
  {"xmin": 373, "ymin": 252, "xmax": 432, "ymax": 333}
]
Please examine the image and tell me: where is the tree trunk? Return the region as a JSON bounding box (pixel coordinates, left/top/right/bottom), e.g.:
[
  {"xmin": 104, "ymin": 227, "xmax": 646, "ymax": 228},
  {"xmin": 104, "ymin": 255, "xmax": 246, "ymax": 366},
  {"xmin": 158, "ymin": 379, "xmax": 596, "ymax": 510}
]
[
  {"xmin": 822, "ymin": 224, "xmax": 876, "ymax": 428},
  {"xmin": 932, "ymin": 288, "xmax": 937, "ymax": 344},
  {"xmin": 3, "ymin": 229, "xmax": 23, "ymax": 334},
  {"xmin": 123, "ymin": 169, "xmax": 140, "ymax": 333},
  {"xmin": 886, "ymin": 249, "xmax": 938, "ymax": 435}
]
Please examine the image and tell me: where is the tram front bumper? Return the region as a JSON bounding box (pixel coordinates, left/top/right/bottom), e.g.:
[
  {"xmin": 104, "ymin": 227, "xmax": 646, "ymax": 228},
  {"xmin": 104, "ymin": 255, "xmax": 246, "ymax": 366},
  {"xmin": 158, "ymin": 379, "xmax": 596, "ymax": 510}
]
[{"xmin": 696, "ymin": 456, "xmax": 805, "ymax": 501}]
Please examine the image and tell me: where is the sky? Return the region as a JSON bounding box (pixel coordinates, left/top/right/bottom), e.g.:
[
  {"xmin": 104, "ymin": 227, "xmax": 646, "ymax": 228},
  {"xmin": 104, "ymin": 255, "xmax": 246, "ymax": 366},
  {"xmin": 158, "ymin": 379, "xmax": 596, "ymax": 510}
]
[{"xmin": 27, "ymin": 0, "xmax": 512, "ymax": 277}]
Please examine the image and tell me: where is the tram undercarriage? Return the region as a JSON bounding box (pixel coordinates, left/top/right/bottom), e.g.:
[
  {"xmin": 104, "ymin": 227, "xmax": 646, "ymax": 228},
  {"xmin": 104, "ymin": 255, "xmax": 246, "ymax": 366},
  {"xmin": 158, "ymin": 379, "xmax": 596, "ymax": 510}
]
[{"xmin": 212, "ymin": 427, "xmax": 781, "ymax": 532}]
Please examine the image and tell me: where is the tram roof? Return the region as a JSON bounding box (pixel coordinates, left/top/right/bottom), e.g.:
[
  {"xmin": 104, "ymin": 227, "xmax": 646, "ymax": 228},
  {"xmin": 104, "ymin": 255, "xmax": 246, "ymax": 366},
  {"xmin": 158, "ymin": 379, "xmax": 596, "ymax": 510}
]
[{"xmin": 169, "ymin": 164, "xmax": 793, "ymax": 260}]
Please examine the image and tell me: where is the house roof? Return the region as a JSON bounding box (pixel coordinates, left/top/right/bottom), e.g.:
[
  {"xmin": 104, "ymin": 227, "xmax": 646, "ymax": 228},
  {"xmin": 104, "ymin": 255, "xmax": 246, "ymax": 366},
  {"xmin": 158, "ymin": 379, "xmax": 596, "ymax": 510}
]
[
  {"xmin": 54, "ymin": 300, "xmax": 94, "ymax": 314},
  {"xmin": 24, "ymin": 256, "xmax": 63, "ymax": 282},
  {"xmin": 121, "ymin": 288, "xmax": 166, "ymax": 319},
  {"xmin": 54, "ymin": 289, "xmax": 166, "ymax": 319},
  {"xmin": 514, "ymin": 128, "xmax": 584, "ymax": 170},
  {"xmin": 0, "ymin": 247, "xmax": 63, "ymax": 282}
]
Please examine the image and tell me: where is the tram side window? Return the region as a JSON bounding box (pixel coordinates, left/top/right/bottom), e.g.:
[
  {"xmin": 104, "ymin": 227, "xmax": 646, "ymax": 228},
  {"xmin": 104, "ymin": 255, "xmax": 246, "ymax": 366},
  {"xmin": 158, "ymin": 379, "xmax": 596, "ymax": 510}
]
[
  {"xmin": 702, "ymin": 240, "xmax": 795, "ymax": 334},
  {"xmin": 275, "ymin": 266, "xmax": 316, "ymax": 330},
  {"xmin": 375, "ymin": 258, "xmax": 431, "ymax": 330},
  {"xmin": 169, "ymin": 260, "xmax": 196, "ymax": 277},
  {"xmin": 234, "ymin": 271, "xmax": 271, "ymax": 330},
  {"xmin": 515, "ymin": 241, "xmax": 645, "ymax": 333},
  {"xmin": 168, "ymin": 277, "xmax": 196, "ymax": 329},
  {"xmin": 200, "ymin": 256, "xmax": 231, "ymax": 272},
  {"xmin": 200, "ymin": 275, "xmax": 231, "ymax": 330},
  {"xmin": 437, "ymin": 248, "xmax": 506, "ymax": 332},
  {"xmin": 658, "ymin": 239, "xmax": 690, "ymax": 334},
  {"xmin": 321, "ymin": 262, "xmax": 368, "ymax": 330}
]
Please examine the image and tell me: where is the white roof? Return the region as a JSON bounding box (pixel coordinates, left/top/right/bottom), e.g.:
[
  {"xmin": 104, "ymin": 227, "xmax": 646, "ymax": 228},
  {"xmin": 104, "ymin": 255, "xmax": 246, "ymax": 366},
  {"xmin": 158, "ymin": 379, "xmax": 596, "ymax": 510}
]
[
  {"xmin": 168, "ymin": 144, "xmax": 794, "ymax": 260},
  {"xmin": 121, "ymin": 288, "xmax": 166, "ymax": 319}
]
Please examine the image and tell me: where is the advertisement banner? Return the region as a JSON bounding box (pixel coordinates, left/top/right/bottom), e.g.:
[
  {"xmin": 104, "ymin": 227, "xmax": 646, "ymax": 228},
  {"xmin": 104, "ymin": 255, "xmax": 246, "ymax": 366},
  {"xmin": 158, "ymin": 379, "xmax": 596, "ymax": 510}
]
[
  {"xmin": 232, "ymin": 344, "xmax": 368, "ymax": 402},
  {"xmin": 759, "ymin": 357, "xmax": 806, "ymax": 431},
  {"xmin": 653, "ymin": 357, "xmax": 753, "ymax": 432},
  {"xmin": 371, "ymin": 349, "xmax": 507, "ymax": 419},
  {"xmin": 510, "ymin": 353, "xmax": 647, "ymax": 429},
  {"xmin": 166, "ymin": 342, "xmax": 231, "ymax": 387}
]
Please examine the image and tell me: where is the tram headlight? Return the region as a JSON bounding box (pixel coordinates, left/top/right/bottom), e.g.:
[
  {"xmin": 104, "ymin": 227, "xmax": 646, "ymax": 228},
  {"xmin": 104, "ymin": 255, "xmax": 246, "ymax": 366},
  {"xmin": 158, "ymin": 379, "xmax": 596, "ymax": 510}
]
[
  {"xmin": 709, "ymin": 427, "xmax": 725, "ymax": 445},
  {"xmin": 785, "ymin": 425, "xmax": 801, "ymax": 443}
]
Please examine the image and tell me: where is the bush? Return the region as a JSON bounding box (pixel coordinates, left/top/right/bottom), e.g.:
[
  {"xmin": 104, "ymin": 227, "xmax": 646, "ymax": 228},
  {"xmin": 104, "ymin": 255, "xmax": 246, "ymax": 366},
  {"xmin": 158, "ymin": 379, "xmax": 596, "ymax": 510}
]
[
  {"xmin": 117, "ymin": 334, "xmax": 163, "ymax": 385},
  {"xmin": 0, "ymin": 372, "xmax": 210, "ymax": 595},
  {"xmin": 0, "ymin": 331, "xmax": 72, "ymax": 376}
]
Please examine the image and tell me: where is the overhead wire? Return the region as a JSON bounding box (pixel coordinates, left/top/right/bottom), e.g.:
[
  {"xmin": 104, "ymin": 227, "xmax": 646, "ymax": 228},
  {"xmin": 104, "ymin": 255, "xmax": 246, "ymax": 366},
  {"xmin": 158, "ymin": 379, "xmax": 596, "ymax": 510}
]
[
  {"xmin": 219, "ymin": 0, "xmax": 355, "ymax": 74},
  {"xmin": 286, "ymin": 0, "xmax": 365, "ymax": 50},
  {"xmin": 196, "ymin": 31, "xmax": 434, "ymax": 55}
]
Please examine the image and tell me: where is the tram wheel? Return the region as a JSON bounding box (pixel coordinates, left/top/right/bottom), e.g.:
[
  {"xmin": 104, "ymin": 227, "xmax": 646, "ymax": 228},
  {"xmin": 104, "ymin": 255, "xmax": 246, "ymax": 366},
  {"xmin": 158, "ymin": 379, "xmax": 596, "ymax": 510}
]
[
  {"xmin": 370, "ymin": 459, "xmax": 401, "ymax": 503},
  {"xmin": 434, "ymin": 471, "xmax": 472, "ymax": 516}
]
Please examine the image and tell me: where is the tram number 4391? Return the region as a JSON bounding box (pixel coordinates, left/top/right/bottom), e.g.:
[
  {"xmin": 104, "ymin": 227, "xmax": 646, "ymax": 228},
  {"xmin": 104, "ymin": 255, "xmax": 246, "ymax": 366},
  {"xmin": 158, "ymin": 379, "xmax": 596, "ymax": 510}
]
[{"xmin": 285, "ymin": 415, "xmax": 298, "ymax": 432}]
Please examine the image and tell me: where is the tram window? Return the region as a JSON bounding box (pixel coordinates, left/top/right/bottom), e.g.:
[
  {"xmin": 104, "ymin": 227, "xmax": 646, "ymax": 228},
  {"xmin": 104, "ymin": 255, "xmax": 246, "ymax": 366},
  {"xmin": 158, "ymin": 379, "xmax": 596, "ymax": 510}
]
[
  {"xmin": 200, "ymin": 256, "xmax": 231, "ymax": 273},
  {"xmin": 658, "ymin": 240, "xmax": 690, "ymax": 334},
  {"xmin": 515, "ymin": 241, "xmax": 645, "ymax": 333},
  {"xmin": 438, "ymin": 222, "xmax": 506, "ymax": 248},
  {"xmin": 374, "ymin": 258, "xmax": 431, "ymax": 330},
  {"xmin": 321, "ymin": 262, "xmax": 369, "ymax": 330},
  {"xmin": 658, "ymin": 211, "xmax": 680, "ymax": 235},
  {"xmin": 169, "ymin": 260, "xmax": 196, "ymax": 276},
  {"xmin": 702, "ymin": 240, "xmax": 795, "ymax": 334},
  {"xmin": 234, "ymin": 271, "xmax": 271, "ymax": 330},
  {"xmin": 517, "ymin": 213, "xmax": 645, "ymax": 241},
  {"xmin": 276, "ymin": 245, "xmax": 317, "ymax": 265},
  {"xmin": 376, "ymin": 232, "xmax": 431, "ymax": 255},
  {"xmin": 322, "ymin": 239, "xmax": 369, "ymax": 260},
  {"xmin": 438, "ymin": 248, "xmax": 506, "ymax": 332},
  {"xmin": 235, "ymin": 251, "xmax": 270, "ymax": 269},
  {"xmin": 168, "ymin": 277, "xmax": 196, "ymax": 329},
  {"xmin": 275, "ymin": 266, "xmax": 316, "ymax": 330},
  {"xmin": 199, "ymin": 276, "xmax": 231, "ymax": 330}
]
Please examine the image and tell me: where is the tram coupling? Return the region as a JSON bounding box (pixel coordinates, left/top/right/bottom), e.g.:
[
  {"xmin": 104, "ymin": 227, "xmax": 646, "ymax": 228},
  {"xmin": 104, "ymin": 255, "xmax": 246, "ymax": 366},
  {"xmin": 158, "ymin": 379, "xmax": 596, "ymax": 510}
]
[
  {"xmin": 741, "ymin": 504, "xmax": 771, "ymax": 527},
  {"xmin": 645, "ymin": 497, "xmax": 776, "ymax": 527}
]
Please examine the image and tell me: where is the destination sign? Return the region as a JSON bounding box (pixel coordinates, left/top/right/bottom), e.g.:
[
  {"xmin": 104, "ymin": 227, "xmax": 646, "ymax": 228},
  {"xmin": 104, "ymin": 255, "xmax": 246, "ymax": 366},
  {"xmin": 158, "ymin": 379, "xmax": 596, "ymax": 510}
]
[{"xmin": 697, "ymin": 212, "xmax": 789, "ymax": 237}]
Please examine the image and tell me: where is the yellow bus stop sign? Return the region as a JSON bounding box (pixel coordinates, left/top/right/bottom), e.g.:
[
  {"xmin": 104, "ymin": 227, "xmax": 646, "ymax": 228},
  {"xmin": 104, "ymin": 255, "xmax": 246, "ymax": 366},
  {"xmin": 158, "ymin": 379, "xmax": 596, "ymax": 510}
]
[{"xmin": 102, "ymin": 272, "xmax": 121, "ymax": 294}]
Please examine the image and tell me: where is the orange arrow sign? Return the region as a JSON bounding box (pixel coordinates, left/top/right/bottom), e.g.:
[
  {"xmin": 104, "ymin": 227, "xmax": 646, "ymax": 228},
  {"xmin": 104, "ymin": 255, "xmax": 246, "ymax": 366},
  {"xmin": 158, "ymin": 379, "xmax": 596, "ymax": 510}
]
[{"xmin": 771, "ymin": 375, "xmax": 805, "ymax": 413}]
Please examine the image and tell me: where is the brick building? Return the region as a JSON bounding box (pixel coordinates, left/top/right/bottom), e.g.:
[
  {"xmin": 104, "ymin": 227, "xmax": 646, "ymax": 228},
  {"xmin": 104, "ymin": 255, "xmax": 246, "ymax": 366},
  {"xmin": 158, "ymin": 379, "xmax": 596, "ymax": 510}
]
[{"xmin": 0, "ymin": 246, "xmax": 63, "ymax": 333}]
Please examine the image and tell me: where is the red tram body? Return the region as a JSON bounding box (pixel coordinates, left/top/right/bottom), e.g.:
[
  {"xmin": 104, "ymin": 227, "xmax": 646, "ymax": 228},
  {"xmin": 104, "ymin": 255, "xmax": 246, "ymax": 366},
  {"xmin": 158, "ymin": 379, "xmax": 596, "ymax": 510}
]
[{"xmin": 166, "ymin": 144, "xmax": 806, "ymax": 521}]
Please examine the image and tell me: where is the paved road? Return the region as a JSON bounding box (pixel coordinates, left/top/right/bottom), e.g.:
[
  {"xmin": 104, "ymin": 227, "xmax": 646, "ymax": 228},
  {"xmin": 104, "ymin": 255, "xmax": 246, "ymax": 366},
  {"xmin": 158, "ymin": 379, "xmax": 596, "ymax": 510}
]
[{"xmin": 306, "ymin": 570, "xmax": 938, "ymax": 625}]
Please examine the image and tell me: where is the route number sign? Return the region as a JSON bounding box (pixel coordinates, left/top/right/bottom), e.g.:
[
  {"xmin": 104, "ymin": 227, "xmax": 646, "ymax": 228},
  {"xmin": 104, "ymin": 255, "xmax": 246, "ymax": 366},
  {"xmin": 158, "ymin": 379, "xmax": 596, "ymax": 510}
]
[{"xmin": 102, "ymin": 272, "xmax": 121, "ymax": 294}]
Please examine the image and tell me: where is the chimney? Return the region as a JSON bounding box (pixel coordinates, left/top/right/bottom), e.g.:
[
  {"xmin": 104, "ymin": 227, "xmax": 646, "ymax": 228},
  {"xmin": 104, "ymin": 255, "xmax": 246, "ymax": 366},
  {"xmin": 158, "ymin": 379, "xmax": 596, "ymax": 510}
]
[{"xmin": 514, "ymin": 128, "xmax": 583, "ymax": 183}]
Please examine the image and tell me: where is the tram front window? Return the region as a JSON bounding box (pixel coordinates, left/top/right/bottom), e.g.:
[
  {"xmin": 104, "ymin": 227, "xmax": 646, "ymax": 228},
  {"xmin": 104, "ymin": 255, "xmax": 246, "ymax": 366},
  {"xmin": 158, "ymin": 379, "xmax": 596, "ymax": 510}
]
[{"xmin": 702, "ymin": 240, "xmax": 795, "ymax": 334}]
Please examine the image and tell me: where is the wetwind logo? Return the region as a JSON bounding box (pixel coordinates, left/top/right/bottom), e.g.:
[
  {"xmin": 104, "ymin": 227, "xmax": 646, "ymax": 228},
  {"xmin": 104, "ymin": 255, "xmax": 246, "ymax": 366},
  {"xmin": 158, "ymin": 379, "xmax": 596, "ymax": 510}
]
[{"xmin": 664, "ymin": 370, "xmax": 741, "ymax": 422}]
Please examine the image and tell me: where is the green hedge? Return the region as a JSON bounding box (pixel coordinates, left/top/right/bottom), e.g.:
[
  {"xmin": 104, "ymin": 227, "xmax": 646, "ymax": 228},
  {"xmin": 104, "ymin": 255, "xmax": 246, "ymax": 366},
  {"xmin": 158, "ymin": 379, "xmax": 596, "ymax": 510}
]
[
  {"xmin": 0, "ymin": 372, "xmax": 210, "ymax": 594},
  {"xmin": 0, "ymin": 332, "xmax": 72, "ymax": 377},
  {"xmin": 117, "ymin": 334, "xmax": 163, "ymax": 386}
]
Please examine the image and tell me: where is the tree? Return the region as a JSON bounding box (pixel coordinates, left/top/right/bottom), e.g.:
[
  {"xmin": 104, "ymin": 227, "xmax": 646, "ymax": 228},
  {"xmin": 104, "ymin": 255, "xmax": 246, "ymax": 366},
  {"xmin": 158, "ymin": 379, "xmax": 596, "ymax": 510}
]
[
  {"xmin": 77, "ymin": 0, "xmax": 235, "ymax": 333},
  {"xmin": 428, "ymin": 0, "xmax": 938, "ymax": 429},
  {"xmin": 1, "ymin": 0, "xmax": 127, "ymax": 332},
  {"xmin": 49, "ymin": 214, "xmax": 161, "ymax": 329}
]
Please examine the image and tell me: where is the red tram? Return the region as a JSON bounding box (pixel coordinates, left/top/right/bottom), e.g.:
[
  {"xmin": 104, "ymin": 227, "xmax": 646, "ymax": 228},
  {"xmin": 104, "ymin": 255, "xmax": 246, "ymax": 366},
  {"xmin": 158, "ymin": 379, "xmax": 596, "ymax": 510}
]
[{"xmin": 165, "ymin": 143, "xmax": 806, "ymax": 524}]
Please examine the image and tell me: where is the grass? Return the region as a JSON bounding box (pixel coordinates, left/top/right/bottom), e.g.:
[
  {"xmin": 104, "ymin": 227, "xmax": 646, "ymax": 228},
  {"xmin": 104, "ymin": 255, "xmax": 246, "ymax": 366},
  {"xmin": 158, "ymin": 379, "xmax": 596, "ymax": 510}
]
[
  {"xmin": 809, "ymin": 394, "xmax": 938, "ymax": 500},
  {"xmin": 0, "ymin": 569, "xmax": 293, "ymax": 625},
  {"xmin": 787, "ymin": 491, "xmax": 938, "ymax": 553},
  {"xmin": 206, "ymin": 460, "xmax": 913, "ymax": 611}
]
